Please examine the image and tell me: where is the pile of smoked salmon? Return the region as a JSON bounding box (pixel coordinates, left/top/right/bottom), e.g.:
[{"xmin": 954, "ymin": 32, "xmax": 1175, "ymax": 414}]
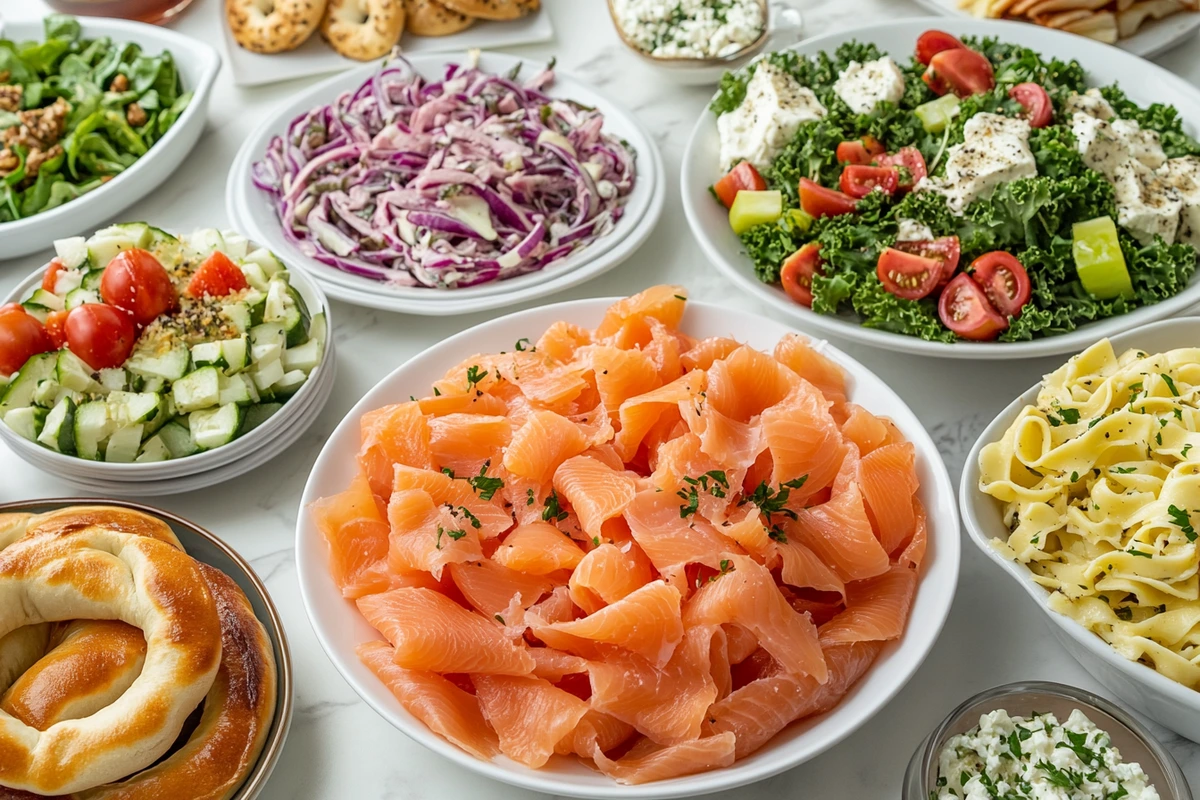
[{"xmin": 312, "ymin": 286, "xmax": 927, "ymax": 784}]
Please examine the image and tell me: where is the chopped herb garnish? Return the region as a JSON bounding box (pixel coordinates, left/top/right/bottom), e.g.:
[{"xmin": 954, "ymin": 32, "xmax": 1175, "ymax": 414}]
[
  {"xmin": 1184, "ymin": 444, "xmax": 1194, "ymax": 458},
  {"xmin": 515, "ymin": 337, "xmax": 531, "ymax": 351},
  {"xmin": 494, "ymin": 614, "xmax": 505, "ymax": 624},
  {"xmin": 542, "ymin": 489, "xmax": 569, "ymax": 522},
  {"xmin": 456, "ymin": 506, "xmax": 481, "ymax": 529},
  {"xmin": 1070, "ymin": 471, "xmax": 1079, "ymax": 482},
  {"xmin": 1115, "ymin": 606, "xmax": 1133, "ymax": 621},
  {"xmin": 441, "ymin": 467, "xmax": 456, "ymax": 478},
  {"xmin": 1162, "ymin": 373, "xmax": 1180, "ymax": 396},
  {"xmin": 1168, "ymin": 504, "xmax": 1197, "ymax": 542},
  {"xmin": 1059, "ymin": 408, "xmax": 1080, "ymax": 424},
  {"xmin": 1127, "ymin": 548, "xmax": 1152, "ymax": 558},
  {"xmin": 526, "ymin": 488, "xmax": 535, "ymax": 506},
  {"xmin": 677, "ymin": 485, "xmax": 699, "ymax": 518},
  {"xmin": 468, "ymin": 461, "xmax": 504, "ymax": 500},
  {"xmin": 1112, "ymin": 466, "xmax": 1136, "ymax": 474},
  {"xmin": 465, "ymin": 365, "xmax": 489, "ymax": 390}
]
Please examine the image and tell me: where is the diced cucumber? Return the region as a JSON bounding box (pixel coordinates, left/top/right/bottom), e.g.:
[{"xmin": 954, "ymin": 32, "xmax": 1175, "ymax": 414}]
[
  {"xmin": 310, "ymin": 312, "xmax": 328, "ymax": 349},
  {"xmin": 52, "ymin": 386, "xmax": 84, "ymax": 408},
  {"xmin": 26, "ymin": 289, "xmax": 64, "ymax": 312},
  {"xmin": 250, "ymin": 323, "xmax": 286, "ymax": 349},
  {"xmin": 246, "ymin": 290, "xmax": 267, "ymax": 325},
  {"xmin": 107, "ymin": 391, "xmax": 163, "ymax": 426},
  {"xmin": 241, "ymin": 402, "xmax": 283, "ymax": 434},
  {"xmin": 251, "ymin": 341, "xmax": 282, "ymax": 366},
  {"xmin": 53, "ymin": 269, "xmax": 84, "ymax": 296},
  {"xmin": 183, "ymin": 228, "xmax": 225, "ymax": 261},
  {"xmin": 73, "ymin": 400, "xmax": 111, "ymax": 460},
  {"xmin": 54, "ymin": 236, "xmax": 89, "ymax": 269},
  {"xmin": 104, "ymin": 424, "xmax": 144, "ymax": 463},
  {"xmin": 37, "ymin": 396, "xmax": 75, "ymax": 454},
  {"xmin": 272, "ymin": 369, "xmax": 307, "ymax": 398},
  {"xmin": 126, "ymin": 341, "xmax": 190, "ymax": 382},
  {"xmin": 264, "ymin": 278, "xmax": 289, "ymax": 323},
  {"xmin": 242, "ymin": 247, "xmax": 284, "ymax": 277},
  {"xmin": 282, "ymin": 337, "xmax": 322, "ymax": 373},
  {"xmin": 221, "ymin": 232, "xmax": 250, "ymax": 260},
  {"xmin": 87, "ymin": 222, "xmax": 151, "ymax": 268},
  {"xmin": 189, "ymin": 403, "xmax": 245, "ymax": 450},
  {"xmin": 32, "ymin": 378, "xmax": 61, "ymax": 408},
  {"xmin": 141, "ymin": 377, "xmax": 166, "ymax": 394},
  {"xmin": 56, "ymin": 351, "xmax": 103, "ymax": 394},
  {"xmin": 191, "ymin": 341, "xmax": 227, "ymax": 370},
  {"xmin": 0, "ymin": 353, "xmax": 58, "ymax": 413},
  {"xmin": 20, "ymin": 303, "xmax": 50, "ymax": 323},
  {"xmin": 222, "ymin": 336, "xmax": 250, "ymax": 373},
  {"xmin": 4, "ymin": 406, "xmax": 48, "ymax": 442},
  {"xmin": 241, "ymin": 262, "xmax": 269, "ymax": 292},
  {"xmin": 65, "ymin": 288, "xmax": 100, "ymax": 310},
  {"xmin": 159, "ymin": 420, "xmax": 198, "ymax": 459},
  {"xmin": 98, "ymin": 368, "xmax": 128, "ymax": 392},
  {"xmin": 251, "ymin": 359, "xmax": 285, "ymax": 393},
  {"xmin": 81, "ymin": 269, "xmax": 104, "ymax": 291},
  {"xmin": 135, "ymin": 435, "xmax": 171, "ymax": 462},
  {"xmin": 172, "ymin": 366, "xmax": 221, "ymax": 412},
  {"xmin": 218, "ymin": 373, "xmax": 259, "ymax": 406},
  {"xmin": 221, "ymin": 302, "xmax": 252, "ymax": 334},
  {"xmin": 147, "ymin": 227, "xmax": 183, "ymax": 270}
]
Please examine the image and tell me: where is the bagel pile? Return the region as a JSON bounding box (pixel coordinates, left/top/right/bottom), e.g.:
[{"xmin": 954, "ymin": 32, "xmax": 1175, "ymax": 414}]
[
  {"xmin": 226, "ymin": 0, "xmax": 540, "ymax": 60},
  {"xmin": 0, "ymin": 507, "xmax": 277, "ymax": 800}
]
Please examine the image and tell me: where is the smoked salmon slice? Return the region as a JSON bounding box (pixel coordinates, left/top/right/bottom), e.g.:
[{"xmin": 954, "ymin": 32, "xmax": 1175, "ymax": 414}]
[
  {"xmin": 589, "ymin": 732, "xmax": 737, "ymax": 785},
  {"xmin": 819, "ymin": 566, "xmax": 917, "ymax": 645},
  {"xmin": 448, "ymin": 560, "xmax": 552, "ymax": 618},
  {"xmin": 569, "ymin": 543, "xmax": 653, "ymax": 614},
  {"xmin": 311, "ymin": 472, "xmax": 390, "ymax": 598},
  {"xmin": 680, "ymin": 337, "xmax": 741, "ymax": 371},
  {"xmin": 858, "ymin": 442, "xmax": 920, "ymax": 555},
  {"xmin": 760, "ymin": 381, "xmax": 845, "ymax": 503},
  {"xmin": 773, "ymin": 333, "xmax": 848, "ymax": 410},
  {"xmin": 624, "ymin": 489, "xmax": 745, "ymax": 581},
  {"xmin": 429, "ymin": 414, "xmax": 512, "ymax": 478},
  {"xmin": 494, "ymin": 522, "xmax": 586, "ymax": 575},
  {"xmin": 839, "ymin": 403, "xmax": 891, "ymax": 455},
  {"xmin": 786, "ymin": 483, "xmax": 890, "ymax": 583},
  {"xmin": 503, "ymin": 410, "xmax": 589, "ymax": 486},
  {"xmin": 553, "ymin": 456, "xmax": 639, "ymax": 540},
  {"xmin": 386, "ymin": 489, "xmax": 483, "ymax": 580},
  {"xmin": 472, "ymin": 674, "xmax": 589, "ymax": 768},
  {"xmin": 706, "ymin": 346, "xmax": 797, "ymax": 423},
  {"xmin": 358, "ymin": 402, "xmax": 434, "ymax": 497},
  {"xmin": 539, "ymin": 581, "xmax": 683, "ymax": 667},
  {"xmin": 555, "ymin": 710, "xmax": 635, "ymax": 757}
]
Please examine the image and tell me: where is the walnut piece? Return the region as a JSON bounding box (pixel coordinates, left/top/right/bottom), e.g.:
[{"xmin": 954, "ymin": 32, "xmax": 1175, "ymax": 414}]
[
  {"xmin": 109, "ymin": 73, "xmax": 129, "ymax": 93},
  {"xmin": 0, "ymin": 85, "xmax": 21, "ymax": 113},
  {"xmin": 126, "ymin": 102, "xmax": 147, "ymax": 128},
  {"xmin": 3, "ymin": 97, "xmax": 70, "ymax": 151}
]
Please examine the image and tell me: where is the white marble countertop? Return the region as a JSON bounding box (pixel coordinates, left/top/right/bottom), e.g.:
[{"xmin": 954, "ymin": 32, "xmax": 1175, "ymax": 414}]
[{"xmin": 3, "ymin": 0, "xmax": 1200, "ymax": 797}]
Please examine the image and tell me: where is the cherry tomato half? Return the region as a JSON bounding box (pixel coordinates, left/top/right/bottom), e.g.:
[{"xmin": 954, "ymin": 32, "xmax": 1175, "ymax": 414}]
[
  {"xmin": 840, "ymin": 165, "xmax": 899, "ymax": 199},
  {"xmin": 877, "ymin": 147, "xmax": 928, "ymax": 190},
  {"xmin": 186, "ymin": 251, "xmax": 250, "ymax": 299},
  {"xmin": 100, "ymin": 248, "xmax": 178, "ymax": 327},
  {"xmin": 0, "ymin": 306, "xmax": 55, "ymax": 376},
  {"xmin": 835, "ymin": 135, "xmax": 886, "ymax": 166},
  {"xmin": 938, "ymin": 273, "xmax": 1008, "ymax": 341},
  {"xmin": 799, "ymin": 178, "xmax": 857, "ymax": 219},
  {"xmin": 780, "ymin": 243, "xmax": 823, "ymax": 308},
  {"xmin": 925, "ymin": 48, "xmax": 995, "ymax": 98},
  {"xmin": 1009, "ymin": 82, "xmax": 1053, "ymax": 129},
  {"xmin": 713, "ymin": 161, "xmax": 768, "ymax": 209},
  {"xmin": 916, "ymin": 30, "xmax": 967, "ymax": 67},
  {"xmin": 42, "ymin": 258, "xmax": 66, "ymax": 293},
  {"xmin": 44, "ymin": 310, "xmax": 69, "ymax": 349},
  {"xmin": 877, "ymin": 248, "xmax": 942, "ymax": 301},
  {"xmin": 894, "ymin": 236, "xmax": 961, "ymax": 287},
  {"xmin": 971, "ymin": 251, "xmax": 1032, "ymax": 319},
  {"xmin": 65, "ymin": 304, "xmax": 137, "ymax": 371}
]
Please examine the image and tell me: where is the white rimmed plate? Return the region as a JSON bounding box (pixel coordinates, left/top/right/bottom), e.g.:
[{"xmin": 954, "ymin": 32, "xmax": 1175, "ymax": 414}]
[
  {"xmin": 0, "ymin": 255, "xmax": 334, "ymax": 486},
  {"xmin": 681, "ymin": 17, "xmax": 1200, "ymax": 361},
  {"xmin": 960, "ymin": 316, "xmax": 1200, "ymax": 743},
  {"xmin": 295, "ymin": 296, "xmax": 960, "ymax": 798},
  {"xmin": 227, "ymin": 53, "xmax": 665, "ymax": 316},
  {"xmin": 908, "ymin": 0, "xmax": 1200, "ymax": 58},
  {"xmin": 0, "ymin": 18, "xmax": 220, "ymax": 260}
]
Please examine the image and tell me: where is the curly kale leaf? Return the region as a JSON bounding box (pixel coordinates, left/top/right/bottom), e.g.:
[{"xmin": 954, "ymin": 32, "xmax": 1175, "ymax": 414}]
[
  {"xmin": 711, "ymin": 41, "xmax": 887, "ymax": 115},
  {"xmin": 1099, "ymin": 84, "xmax": 1200, "ymax": 158},
  {"xmin": 852, "ymin": 280, "xmax": 956, "ymax": 342},
  {"xmin": 739, "ymin": 221, "xmax": 800, "ymax": 284}
]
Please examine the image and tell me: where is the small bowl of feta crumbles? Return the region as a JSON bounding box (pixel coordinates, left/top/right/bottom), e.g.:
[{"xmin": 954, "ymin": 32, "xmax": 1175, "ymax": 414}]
[
  {"xmin": 904, "ymin": 682, "xmax": 1192, "ymax": 800},
  {"xmin": 607, "ymin": 0, "xmax": 800, "ymax": 85}
]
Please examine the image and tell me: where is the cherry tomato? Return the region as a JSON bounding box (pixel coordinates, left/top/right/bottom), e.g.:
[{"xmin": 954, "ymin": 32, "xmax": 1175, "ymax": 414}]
[
  {"xmin": 938, "ymin": 274, "xmax": 1008, "ymax": 340},
  {"xmin": 100, "ymin": 248, "xmax": 178, "ymax": 327},
  {"xmin": 780, "ymin": 244, "xmax": 823, "ymax": 308},
  {"xmin": 840, "ymin": 165, "xmax": 899, "ymax": 199},
  {"xmin": 0, "ymin": 306, "xmax": 55, "ymax": 375},
  {"xmin": 42, "ymin": 258, "xmax": 67, "ymax": 293},
  {"xmin": 1009, "ymin": 82, "xmax": 1053, "ymax": 129},
  {"xmin": 799, "ymin": 178, "xmax": 857, "ymax": 219},
  {"xmin": 971, "ymin": 251, "xmax": 1032, "ymax": 319},
  {"xmin": 925, "ymin": 48, "xmax": 995, "ymax": 98},
  {"xmin": 916, "ymin": 30, "xmax": 967, "ymax": 66},
  {"xmin": 877, "ymin": 248, "xmax": 942, "ymax": 301},
  {"xmin": 44, "ymin": 309, "xmax": 69, "ymax": 349},
  {"xmin": 895, "ymin": 236, "xmax": 961, "ymax": 287},
  {"xmin": 187, "ymin": 251, "xmax": 250, "ymax": 299},
  {"xmin": 877, "ymin": 147, "xmax": 928, "ymax": 191},
  {"xmin": 835, "ymin": 135, "xmax": 886, "ymax": 165},
  {"xmin": 65, "ymin": 304, "xmax": 137, "ymax": 371},
  {"xmin": 713, "ymin": 161, "xmax": 768, "ymax": 209}
]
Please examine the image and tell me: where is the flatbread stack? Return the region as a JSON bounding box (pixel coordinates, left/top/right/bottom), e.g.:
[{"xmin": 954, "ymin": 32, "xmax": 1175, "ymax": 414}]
[
  {"xmin": 958, "ymin": 0, "xmax": 1198, "ymax": 43},
  {"xmin": 226, "ymin": 0, "xmax": 540, "ymax": 60}
]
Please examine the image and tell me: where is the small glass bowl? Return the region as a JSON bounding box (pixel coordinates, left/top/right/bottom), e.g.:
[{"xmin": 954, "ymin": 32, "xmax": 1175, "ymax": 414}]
[{"xmin": 904, "ymin": 681, "xmax": 1193, "ymax": 800}]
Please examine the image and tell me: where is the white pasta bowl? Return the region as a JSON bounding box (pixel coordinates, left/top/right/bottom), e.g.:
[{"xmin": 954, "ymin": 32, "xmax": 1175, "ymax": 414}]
[
  {"xmin": 0, "ymin": 18, "xmax": 219, "ymax": 260},
  {"xmin": 295, "ymin": 296, "xmax": 960, "ymax": 798},
  {"xmin": 960, "ymin": 315, "xmax": 1200, "ymax": 743}
]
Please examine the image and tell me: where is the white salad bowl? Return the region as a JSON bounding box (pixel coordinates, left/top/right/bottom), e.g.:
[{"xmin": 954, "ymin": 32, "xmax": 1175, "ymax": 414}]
[
  {"xmin": 295, "ymin": 297, "xmax": 961, "ymax": 799},
  {"xmin": 960, "ymin": 316, "xmax": 1200, "ymax": 743},
  {"xmin": 226, "ymin": 52, "xmax": 665, "ymax": 316},
  {"xmin": 0, "ymin": 255, "xmax": 334, "ymax": 490},
  {"xmin": 0, "ymin": 18, "xmax": 219, "ymax": 261},
  {"xmin": 682, "ymin": 17, "xmax": 1200, "ymax": 361}
]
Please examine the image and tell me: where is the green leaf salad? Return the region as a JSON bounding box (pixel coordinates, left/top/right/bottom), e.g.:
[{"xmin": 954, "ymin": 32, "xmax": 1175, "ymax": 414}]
[
  {"xmin": 710, "ymin": 33, "xmax": 1200, "ymax": 343},
  {"xmin": 0, "ymin": 15, "xmax": 192, "ymax": 223}
]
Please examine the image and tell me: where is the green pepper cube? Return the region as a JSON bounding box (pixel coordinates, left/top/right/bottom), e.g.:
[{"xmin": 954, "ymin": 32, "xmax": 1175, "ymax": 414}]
[
  {"xmin": 1073, "ymin": 216, "xmax": 1134, "ymax": 300},
  {"xmin": 729, "ymin": 190, "xmax": 783, "ymax": 235}
]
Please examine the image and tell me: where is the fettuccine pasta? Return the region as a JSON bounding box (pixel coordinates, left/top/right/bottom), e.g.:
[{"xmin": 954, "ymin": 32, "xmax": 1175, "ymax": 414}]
[{"xmin": 980, "ymin": 338, "xmax": 1200, "ymax": 689}]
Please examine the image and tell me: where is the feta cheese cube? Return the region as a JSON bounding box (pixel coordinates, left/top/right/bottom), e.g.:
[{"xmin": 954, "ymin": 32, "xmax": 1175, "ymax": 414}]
[
  {"xmin": 1064, "ymin": 88, "xmax": 1116, "ymax": 121},
  {"xmin": 833, "ymin": 56, "xmax": 906, "ymax": 115},
  {"xmin": 1159, "ymin": 156, "xmax": 1200, "ymax": 248},
  {"xmin": 717, "ymin": 62, "xmax": 826, "ymax": 170},
  {"xmin": 919, "ymin": 113, "xmax": 1037, "ymax": 213},
  {"xmin": 1111, "ymin": 119, "xmax": 1166, "ymax": 169},
  {"xmin": 1112, "ymin": 161, "xmax": 1182, "ymax": 245},
  {"xmin": 896, "ymin": 219, "xmax": 934, "ymax": 242}
]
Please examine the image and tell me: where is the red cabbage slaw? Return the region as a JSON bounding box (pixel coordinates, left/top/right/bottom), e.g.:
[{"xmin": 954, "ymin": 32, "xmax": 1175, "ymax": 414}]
[{"xmin": 251, "ymin": 58, "xmax": 637, "ymax": 289}]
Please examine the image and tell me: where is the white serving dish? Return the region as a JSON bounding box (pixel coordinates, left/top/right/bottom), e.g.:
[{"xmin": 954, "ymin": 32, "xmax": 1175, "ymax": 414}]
[
  {"xmin": 0, "ymin": 18, "xmax": 220, "ymax": 260},
  {"xmin": 909, "ymin": 0, "xmax": 1200, "ymax": 58},
  {"xmin": 960, "ymin": 316, "xmax": 1200, "ymax": 743},
  {"xmin": 681, "ymin": 17, "xmax": 1200, "ymax": 360},
  {"xmin": 295, "ymin": 296, "xmax": 961, "ymax": 798},
  {"xmin": 0, "ymin": 252, "xmax": 334, "ymax": 488},
  {"xmin": 227, "ymin": 53, "xmax": 665, "ymax": 316}
]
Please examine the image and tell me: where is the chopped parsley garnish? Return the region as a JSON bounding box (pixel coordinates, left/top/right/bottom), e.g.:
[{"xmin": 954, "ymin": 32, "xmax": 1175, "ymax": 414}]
[
  {"xmin": 1184, "ymin": 444, "xmax": 1194, "ymax": 458},
  {"xmin": 768, "ymin": 524, "xmax": 788, "ymax": 543},
  {"xmin": 1059, "ymin": 408, "xmax": 1080, "ymax": 424},
  {"xmin": 435, "ymin": 525, "xmax": 466, "ymax": 549},
  {"xmin": 1162, "ymin": 373, "xmax": 1180, "ymax": 396},
  {"xmin": 674, "ymin": 294, "xmax": 686, "ymax": 301},
  {"xmin": 542, "ymin": 489, "xmax": 569, "ymax": 523},
  {"xmin": 1115, "ymin": 606, "xmax": 1133, "ymax": 621},
  {"xmin": 441, "ymin": 467, "xmax": 456, "ymax": 478},
  {"xmin": 433, "ymin": 386, "xmax": 441, "ymax": 396},
  {"xmin": 1168, "ymin": 504, "xmax": 1197, "ymax": 542},
  {"xmin": 1127, "ymin": 548, "xmax": 1152, "ymax": 558},
  {"xmin": 494, "ymin": 614, "xmax": 505, "ymax": 624},
  {"xmin": 1055, "ymin": 729, "xmax": 1098, "ymax": 767},
  {"xmin": 677, "ymin": 485, "xmax": 699, "ymax": 518},
  {"xmin": 515, "ymin": 337, "xmax": 531, "ymax": 351},
  {"xmin": 526, "ymin": 488, "xmax": 535, "ymax": 506},
  {"xmin": 1070, "ymin": 471, "xmax": 1079, "ymax": 482},
  {"xmin": 467, "ymin": 461, "xmax": 504, "ymax": 500},
  {"xmin": 456, "ymin": 506, "xmax": 481, "ymax": 529},
  {"xmin": 1036, "ymin": 760, "xmax": 1084, "ymax": 789},
  {"xmin": 1112, "ymin": 466, "xmax": 1136, "ymax": 474},
  {"xmin": 465, "ymin": 364, "xmax": 489, "ymax": 390},
  {"xmin": 710, "ymin": 558, "xmax": 735, "ymax": 581},
  {"xmin": 1007, "ymin": 730, "xmax": 1023, "ymax": 760}
]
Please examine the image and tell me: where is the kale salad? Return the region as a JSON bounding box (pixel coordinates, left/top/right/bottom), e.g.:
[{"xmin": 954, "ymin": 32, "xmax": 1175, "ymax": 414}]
[
  {"xmin": 0, "ymin": 15, "xmax": 192, "ymax": 223},
  {"xmin": 708, "ymin": 31, "xmax": 1200, "ymax": 343}
]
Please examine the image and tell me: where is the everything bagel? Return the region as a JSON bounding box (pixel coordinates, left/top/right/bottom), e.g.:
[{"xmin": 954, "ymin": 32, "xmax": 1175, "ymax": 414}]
[
  {"xmin": 321, "ymin": 0, "xmax": 406, "ymax": 60},
  {"xmin": 226, "ymin": 0, "xmax": 327, "ymax": 54}
]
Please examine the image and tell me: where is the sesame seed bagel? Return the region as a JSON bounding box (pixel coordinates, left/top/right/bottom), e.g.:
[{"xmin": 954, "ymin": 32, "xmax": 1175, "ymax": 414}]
[
  {"xmin": 226, "ymin": 0, "xmax": 326, "ymax": 54},
  {"xmin": 321, "ymin": 0, "xmax": 406, "ymax": 60},
  {"xmin": 438, "ymin": 0, "xmax": 538, "ymax": 21},
  {"xmin": 404, "ymin": 0, "xmax": 473, "ymax": 36},
  {"xmin": 0, "ymin": 529, "xmax": 221, "ymax": 796}
]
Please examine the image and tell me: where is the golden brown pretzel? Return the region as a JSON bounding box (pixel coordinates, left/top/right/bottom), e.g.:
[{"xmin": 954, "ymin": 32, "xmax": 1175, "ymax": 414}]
[{"xmin": 0, "ymin": 529, "xmax": 221, "ymax": 796}]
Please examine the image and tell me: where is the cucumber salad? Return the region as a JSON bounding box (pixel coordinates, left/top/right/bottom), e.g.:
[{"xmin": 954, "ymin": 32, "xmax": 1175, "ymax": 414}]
[
  {"xmin": 0, "ymin": 224, "xmax": 326, "ymax": 463},
  {"xmin": 710, "ymin": 31, "xmax": 1200, "ymax": 342}
]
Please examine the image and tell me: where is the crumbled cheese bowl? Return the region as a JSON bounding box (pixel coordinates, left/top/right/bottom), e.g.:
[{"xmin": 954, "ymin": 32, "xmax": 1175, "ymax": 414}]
[{"xmin": 903, "ymin": 682, "xmax": 1192, "ymax": 800}]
